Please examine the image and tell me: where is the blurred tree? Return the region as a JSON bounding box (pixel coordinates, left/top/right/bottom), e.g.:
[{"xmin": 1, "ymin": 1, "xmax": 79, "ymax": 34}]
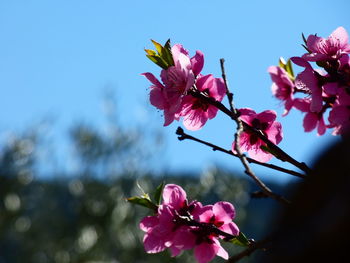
[{"xmin": 0, "ymin": 99, "xmax": 283, "ymax": 263}]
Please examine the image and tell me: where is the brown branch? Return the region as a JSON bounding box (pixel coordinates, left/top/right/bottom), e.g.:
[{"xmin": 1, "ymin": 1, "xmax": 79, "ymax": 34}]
[
  {"xmin": 176, "ymin": 127, "xmax": 305, "ymax": 179},
  {"xmin": 227, "ymin": 238, "xmax": 271, "ymax": 263},
  {"xmin": 219, "ymin": 59, "xmax": 290, "ymax": 206}
]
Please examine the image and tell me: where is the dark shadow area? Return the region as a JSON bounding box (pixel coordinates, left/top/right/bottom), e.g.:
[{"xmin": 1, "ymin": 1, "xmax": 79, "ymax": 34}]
[{"xmin": 258, "ymin": 135, "xmax": 350, "ymax": 262}]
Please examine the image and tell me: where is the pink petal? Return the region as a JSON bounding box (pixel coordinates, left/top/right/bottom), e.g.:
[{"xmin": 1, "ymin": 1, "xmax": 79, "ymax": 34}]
[
  {"xmin": 211, "ymin": 78, "xmax": 226, "ymax": 101},
  {"xmin": 317, "ymin": 116, "xmax": 326, "ymax": 136},
  {"xmin": 293, "ymin": 98, "xmax": 310, "ymax": 112},
  {"xmin": 219, "ymin": 222, "xmax": 239, "ymax": 237},
  {"xmin": 331, "ymin": 26, "xmax": 349, "ymax": 47},
  {"xmin": 142, "ymin": 72, "xmax": 164, "ymax": 89},
  {"xmin": 197, "ymin": 205, "xmax": 214, "ymax": 223},
  {"xmin": 329, "ymin": 106, "xmax": 349, "ymax": 125},
  {"xmin": 291, "ymin": 56, "xmax": 312, "ymax": 68},
  {"xmin": 213, "ymin": 238, "xmax": 229, "ymax": 260},
  {"xmin": 163, "ymin": 109, "xmax": 175, "ymax": 126},
  {"xmin": 213, "ymin": 201, "xmax": 235, "ymax": 223},
  {"xmin": 238, "ymin": 108, "xmax": 256, "ymax": 116},
  {"xmin": 267, "ymin": 65, "xmax": 279, "ymax": 76},
  {"xmin": 323, "ymin": 82, "xmax": 339, "ymax": 95},
  {"xmin": 282, "ymin": 98, "xmax": 294, "ymax": 116},
  {"xmin": 298, "ymin": 69, "xmax": 322, "ymax": 112},
  {"xmin": 182, "ymin": 109, "xmax": 208, "ymax": 131},
  {"xmin": 306, "ymin": 34, "xmax": 322, "ymax": 53},
  {"xmin": 247, "ymin": 147, "xmax": 273, "ymax": 163},
  {"xmin": 256, "ymin": 110, "xmax": 277, "ymax": 125},
  {"xmin": 162, "ymin": 184, "xmax": 187, "ymax": 210},
  {"xmin": 194, "ymin": 241, "xmax": 219, "ymax": 263},
  {"xmin": 266, "ymin": 121, "xmax": 283, "ymax": 145},
  {"xmin": 173, "ymin": 47, "xmax": 192, "ymax": 72},
  {"xmin": 303, "ymin": 112, "xmax": 318, "ymax": 132},
  {"xmin": 140, "ymin": 216, "xmax": 158, "ymax": 232},
  {"xmin": 171, "ymin": 226, "xmax": 196, "ymax": 252},
  {"xmin": 234, "ymin": 132, "xmax": 251, "ymax": 153},
  {"xmin": 196, "ymin": 74, "xmax": 212, "ymax": 92},
  {"xmin": 149, "ymin": 87, "xmax": 165, "ymax": 109},
  {"xmin": 143, "ymin": 232, "xmax": 166, "ymax": 253},
  {"xmin": 207, "ymin": 105, "xmax": 219, "ymax": 119},
  {"xmin": 191, "ymin": 50, "xmax": 204, "ymax": 76},
  {"xmin": 238, "ymin": 108, "xmax": 256, "ymax": 124},
  {"xmin": 171, "ymin": 44, "xmax": 189, "ymax": 61},
  {"xmin": 169, "ymin": 246, "xmax": 181, "ymax": 257},
  {"xmin": 302, "ymin": 53, "xmax": 329, "ymax": 62}
]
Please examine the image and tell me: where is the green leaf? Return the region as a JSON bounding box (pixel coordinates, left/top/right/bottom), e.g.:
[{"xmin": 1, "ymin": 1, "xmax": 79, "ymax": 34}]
[
  {"xmin": 302, "ymin": 33, "xmax": 308, "ymax": 45},
  {"xmin": 302, "ymin": 44, "xmax": 312, "ymax": 53},
  {"xmin": 162, "ymin": 39, "xmax": 174, "ymax": 67},
  {"xmin": 153, "ymin": 182, "xmax": 165, "ymax": 205},
  {"xmin": 151, "ymin": 39, "xmax": 163, "ymax": 55},
  {"xmin": 145, "ymin": 39, "xmax": 174, "ymax": 69},
  {"xmin": 146, "ymin": 54, "xmax": 160, "ymax": 65},
  {"xmin": 144, "ymin": 49, "xmax": 156, "ymax": 56},
  {"xmin": 126, "ymin": 196, "xmax": 158, "ymax": 211},
  {"xmin": 229, "ymin": 232, "xmax": 251, "ymax": 247},
  {"xmin": 278, "ymin": 57, "xmax": 294, "ymax": 80},
  {"xmin": 278, "ymin": 57, "xmax": 287, "ymax": 69},
  {"xmin": 146, "ymin": 55, "xmax": 169, "ymax": 69},
  {"xmin": 285, "ymin": 59, "xmax": 295, "ymax": 79}
]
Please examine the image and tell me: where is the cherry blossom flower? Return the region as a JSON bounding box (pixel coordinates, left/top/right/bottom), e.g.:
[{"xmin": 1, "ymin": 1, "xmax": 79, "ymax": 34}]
[
  {"xmin": 302, "ymin": 26, "xmax": 350, "ymax": 62},
  {"xmin": 139, "ymin": 184, "xmax": 240, "ymax": 263},
  {"xmin": 192, "ymin": 202, "xmax": 239, "ymax": 263},
  {"xmin": 143, "ymin": 44, "xmax": 204, "ymax": 126},
  {"xmin": 328, "ymin": 89, "xmax": 350, "ymax": 135},
  {"xmin": 140, "ymin": 184, "xmax": 199, "ymax": 256},
  {"xmin": 293, "ymin": 98, "xmax": 326, "ymax": 136},
  {"xmin": 142, "ymin": 72, "xmax": 179, "ymax": 126},
  {"xmin": 268, "ymin": 66, "xmax": 295, "ymax": 116},
  {"xmin": 179, "ymin": 74, "xmax": 226, "ymax": 130},
  {"xmin": 291, "ymin": 57, "xmax": 323, "ymax": 113},
  {"xmin": 232, "ymin": 108, "xmax": 283, "ymax": 162}
]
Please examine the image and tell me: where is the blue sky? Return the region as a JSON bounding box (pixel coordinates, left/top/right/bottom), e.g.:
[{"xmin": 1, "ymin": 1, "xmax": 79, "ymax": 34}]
[{"xmin": 0, "ymin": 0, "xmax": 349, "ymax": 182}]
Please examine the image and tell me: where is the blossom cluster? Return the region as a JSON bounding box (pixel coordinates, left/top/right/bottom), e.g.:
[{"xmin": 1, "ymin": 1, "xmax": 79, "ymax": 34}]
[
  {"xmin": 269, "ymin": 26, "xmax": 350, "ymax": 136},
  {"xmin": 143, "ymin": 40, "xmax": 284, "ymax": 162},
  {"xmin": 143, "ymin": 41, "xmax": 226, "ymax": 131},
  {"xmin": 140, "ymin": 184, "xmax": 239, "ymax": 263}
]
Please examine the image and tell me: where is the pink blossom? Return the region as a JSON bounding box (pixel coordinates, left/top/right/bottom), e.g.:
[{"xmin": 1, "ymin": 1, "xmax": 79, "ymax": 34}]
[
  {"xmin": 140, "ymin": 184, "xmax": 198, "ymax": 256},
  {"xmin": 268, "ymin": 66, "xmax": 295, "ymax": 116},
  {"xmin": 192, "ymin": 202, "xmax": 239, "ymax": 263},
  {"xmin": 302, "ymin": 27, "xmax": 350, "ymax": 62},
  {"xmin": 232, "ymin": 108, "xmax": 283, "ymax": 162},
  {"xmin": 293, "ymin": 98, "xmax": 327, "ymax": 136},
  {"xmin": 143, "ymin": 44, "xmax": 204, "ymax": 126},
  {"xmin": 179, "ymin": 74, "xmax": 226, "ymax": 130},
  {"xmin": 291, "ymin": 57, "xmax": 323, "ymax": 113},
  {"xmin": 328, "ymin": 89, "xmax": 350, "ymax": 135},
  {"xmin": 139, "ymin": 184, "xmax": 240, "ymax": 263}
]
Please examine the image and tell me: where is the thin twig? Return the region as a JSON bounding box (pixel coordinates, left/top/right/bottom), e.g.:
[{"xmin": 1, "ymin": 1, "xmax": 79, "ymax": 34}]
[
  {"xmin": 219, "ymin": 59, "xmax": 290, "ymax": 205},
  {"xmin": 227, "ymin": 237, "xmax": 271, "ymax": 263},
  {"xmin": 176, "ymin": 127, "xmax": 305, "ymax": 178}
]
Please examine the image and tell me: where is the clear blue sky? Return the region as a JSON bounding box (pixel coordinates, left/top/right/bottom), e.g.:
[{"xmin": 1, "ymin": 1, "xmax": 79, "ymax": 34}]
[{"xmin": 0, "ymin": 0, "xmax": 349, "ymax": 182}]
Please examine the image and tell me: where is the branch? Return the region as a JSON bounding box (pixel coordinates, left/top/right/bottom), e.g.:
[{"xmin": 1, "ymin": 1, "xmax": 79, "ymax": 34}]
[
  {"xmin": 219, "ymin": 59, "xmax": 290, "ymax": 206},
  {"xmin": 176, "ymin": 127, "xmax": 305, "ymax": 179},
  {"xmin": 227, "ymin": 238, "xmax": 271, "ymax": 263}
]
